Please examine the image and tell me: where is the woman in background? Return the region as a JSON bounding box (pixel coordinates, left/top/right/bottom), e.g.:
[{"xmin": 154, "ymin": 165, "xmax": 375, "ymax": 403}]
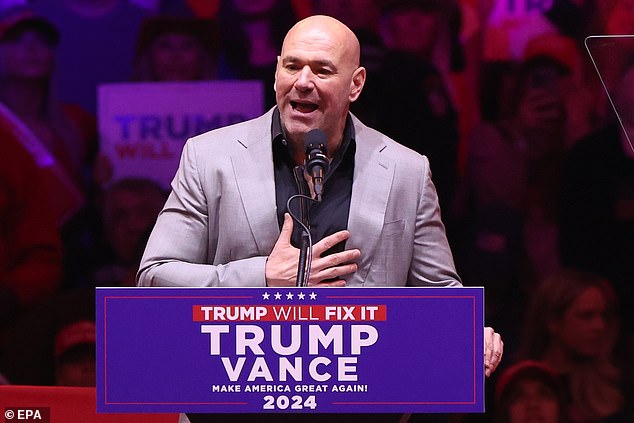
[{"xmin": 521, "ymin": 268, "xmax": 631, "ymax": 422}]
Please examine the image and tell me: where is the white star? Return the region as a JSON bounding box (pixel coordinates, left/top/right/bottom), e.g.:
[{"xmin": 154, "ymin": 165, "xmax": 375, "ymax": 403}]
[
  {"xmin": 286, "ymin": 292, "xmax": 294, "ymax": 300},
  {"xmin": 297, "ymin": 292, "xmax": 306, "ymax": 300},
  {"xmin": 262, "ymin": 292, "xmax": 270, "ymax": 300},
  {"xmin": 309, "ymin": 292, "xmax": 317, "ymax": 300},
  {"xmin": 274, "ymin": 292, "xmax": 282, "ymax": 300}
]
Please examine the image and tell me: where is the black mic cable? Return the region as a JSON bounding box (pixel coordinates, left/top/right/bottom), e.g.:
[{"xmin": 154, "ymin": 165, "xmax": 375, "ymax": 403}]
[{"xmin": 286, "ymin": 194, "xmax": 315, "ymax": 287}]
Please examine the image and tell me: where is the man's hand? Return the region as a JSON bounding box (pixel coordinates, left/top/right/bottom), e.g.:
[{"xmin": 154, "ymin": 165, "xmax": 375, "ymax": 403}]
[
  {"xmin": 484, "ymin": 327, "xmax": 503, "ymax": 377},
  {"xmin": 265, "ymin": 213, "xmax": 360, "ymax": 287}
]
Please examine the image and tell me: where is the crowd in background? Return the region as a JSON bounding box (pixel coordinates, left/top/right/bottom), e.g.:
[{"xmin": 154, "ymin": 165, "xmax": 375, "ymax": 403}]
[{"xmin": 1, "ymin": 0, "xmax": 634, "ymax": 422}]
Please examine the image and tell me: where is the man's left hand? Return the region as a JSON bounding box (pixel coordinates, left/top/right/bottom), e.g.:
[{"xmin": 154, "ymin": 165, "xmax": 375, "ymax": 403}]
[{"xmin": 484, "ymin": 327, "xmax": 503, "ymax": 377}]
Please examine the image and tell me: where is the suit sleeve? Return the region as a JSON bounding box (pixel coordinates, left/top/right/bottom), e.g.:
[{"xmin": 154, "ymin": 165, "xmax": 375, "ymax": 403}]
[
  {"xmin": 407, "ymin": 157, "xmax": 462, "ymax": 287},
  {"xmin": 136, "ymin": 140, "xmax": 268, "ymax": 288}
]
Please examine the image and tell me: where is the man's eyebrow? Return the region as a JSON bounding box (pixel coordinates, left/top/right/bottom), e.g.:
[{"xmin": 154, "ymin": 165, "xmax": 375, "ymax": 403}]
[{"xmin": 282, "ymin": 56, "xmax": 337, "ymax": 69}]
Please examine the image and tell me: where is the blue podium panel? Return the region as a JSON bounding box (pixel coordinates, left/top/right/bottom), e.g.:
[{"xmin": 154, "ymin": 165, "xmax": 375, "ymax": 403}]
[{"xmin": 96, "ymin": 287, "xmax": 484, "ymax": 414}]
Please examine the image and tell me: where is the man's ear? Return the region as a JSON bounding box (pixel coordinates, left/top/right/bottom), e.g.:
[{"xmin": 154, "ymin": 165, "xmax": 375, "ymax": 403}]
[
  {"xmin": 273, "ymin": 55, "xmax": 281, "ymax": 92},
  {"xmin": 349, "ymin": 66, "xmax": 366, "ymax": 103}
]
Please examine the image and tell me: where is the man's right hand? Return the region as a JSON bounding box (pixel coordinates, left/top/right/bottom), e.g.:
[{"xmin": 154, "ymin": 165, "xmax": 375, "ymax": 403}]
[{"xmin": 265, "ymin": 213, "xmax": 360, "ymax": 287}]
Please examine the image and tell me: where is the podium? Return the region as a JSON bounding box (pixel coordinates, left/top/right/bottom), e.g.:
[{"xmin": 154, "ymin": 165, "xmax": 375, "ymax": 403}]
[{"xmin": 96, "ymin": 287, "xmax": 484, "ymax": 414}]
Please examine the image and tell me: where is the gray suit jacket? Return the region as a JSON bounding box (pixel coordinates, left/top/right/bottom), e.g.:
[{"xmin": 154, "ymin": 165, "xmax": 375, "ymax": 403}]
[{"xmin": 137, "ymin": 108, "xmax": 461, "ymax": 288}]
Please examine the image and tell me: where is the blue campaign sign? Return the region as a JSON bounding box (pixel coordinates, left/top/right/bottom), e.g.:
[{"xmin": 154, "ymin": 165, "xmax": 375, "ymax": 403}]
[{"xmin": 96, "ymin": 287, "xmax": 484, "ymax": 414}]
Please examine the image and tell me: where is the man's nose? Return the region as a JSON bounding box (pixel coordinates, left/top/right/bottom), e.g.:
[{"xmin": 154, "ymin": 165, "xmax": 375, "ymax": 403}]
[{"xmin": 294, "ymin": 66, "xmax": 315, "ymax": 91}]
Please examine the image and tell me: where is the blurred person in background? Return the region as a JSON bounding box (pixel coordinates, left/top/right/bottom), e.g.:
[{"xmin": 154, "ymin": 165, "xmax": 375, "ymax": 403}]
[
  {"xmin": 372, "ymin": 0, "xmax": 462, "ymax": 217},
  {"xmin": 0, "ymin": 6, "xmax": 110, "ymax": 298},
  {"xmin": 131, "ymin": 15, "xmax": 220, "ymax": 82},
  {"xmin": 91, "ymin": 178, "xmax": 167, "ymax": 287},
  {"xmin": 53, "ymin": 319, "xmax": 96, "ymax": 387},
  {"xmin": 0, "ymin": 6, "xmax": 96, "ymax": 199},
  {"xmin": 476, "ymin": 0, "xmax": 597, "ymax": 147},
  {"xmin": 520, "ymin": 268, "xmax": 632, "ymax": 422},
  {"xmin": 216, "ymin": 0, "xmax": 298, "ymax": 108},
  {"xmin": 493, "ymin": 360, "xmax": 569, "ymax": 423},
  {"xmin": 453, "ymin": 34, "xmax": 578, "ymax": 348}
]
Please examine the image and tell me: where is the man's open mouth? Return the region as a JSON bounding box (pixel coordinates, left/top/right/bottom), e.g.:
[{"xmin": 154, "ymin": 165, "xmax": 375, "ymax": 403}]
[{"xmin": 291, "ymin": 101, "xmax": 318, "ymax": 113}]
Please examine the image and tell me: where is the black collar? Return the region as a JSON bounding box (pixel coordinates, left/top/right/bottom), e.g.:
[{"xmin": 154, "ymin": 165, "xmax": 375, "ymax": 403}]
[{"xmin": 271, "ymin": 107, "xmax": 355, "ymax": 176}]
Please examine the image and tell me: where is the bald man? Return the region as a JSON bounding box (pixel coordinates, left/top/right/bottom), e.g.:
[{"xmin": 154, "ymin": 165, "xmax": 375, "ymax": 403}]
[{"xmin": 138, "ymin": 15, "xmax": 502, "ymax": 381}]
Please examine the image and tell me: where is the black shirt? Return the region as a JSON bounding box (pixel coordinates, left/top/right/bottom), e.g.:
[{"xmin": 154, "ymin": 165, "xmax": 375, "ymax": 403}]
[{"xmin": 271, "ymin": 108, "xmax": 355, "ymax": 255}]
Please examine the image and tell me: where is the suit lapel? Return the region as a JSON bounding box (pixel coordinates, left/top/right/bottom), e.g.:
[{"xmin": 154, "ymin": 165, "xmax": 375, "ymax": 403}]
[
  {"xmin": 231, "ymin": 112, "xmax": 280, "ymax": 255},
  {"xmin": 229, "ymin": 112, "xmax": 395, "ymax": 266},
  {"xmin": 347, "ymin": 119, "xmax": 395, "ymax": 282}
]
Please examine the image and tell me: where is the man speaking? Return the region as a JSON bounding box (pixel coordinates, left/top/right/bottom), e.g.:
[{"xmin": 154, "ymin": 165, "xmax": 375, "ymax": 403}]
[{"xmin": 137, "ymin": 14, "xmax": 502, "ymax": 378}]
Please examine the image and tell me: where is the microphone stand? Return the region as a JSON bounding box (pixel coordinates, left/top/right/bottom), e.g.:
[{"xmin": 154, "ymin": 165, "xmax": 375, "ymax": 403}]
[
  {"xmin": 294, "ymin": 167, "xmax": 312, "ymax": 287},
  {"xmin": 296, "ymin": 231, "xmax": 310, "ymax": 287},
  {"xmin": 294, "ymin": 130, "xmax": 328, "ymax": 287},
  {"xmin": 296, "ymin": 179, "xmax": 323, "ymax": 287}
]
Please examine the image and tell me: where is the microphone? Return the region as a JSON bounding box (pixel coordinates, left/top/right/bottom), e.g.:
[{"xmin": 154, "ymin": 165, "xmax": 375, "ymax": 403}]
[{"xmin": 304, "ymin": 129, "xmax": 329, "ymax": 202}]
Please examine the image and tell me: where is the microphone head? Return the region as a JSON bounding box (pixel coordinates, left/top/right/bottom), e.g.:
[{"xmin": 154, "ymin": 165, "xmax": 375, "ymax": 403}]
[
  {"xmin": 304, "ymin": 128, "xmax": 328, "ymax": 152},
  {"xmin": 304, "ymin": 129, "xmax": 329, "ymax": 175}
]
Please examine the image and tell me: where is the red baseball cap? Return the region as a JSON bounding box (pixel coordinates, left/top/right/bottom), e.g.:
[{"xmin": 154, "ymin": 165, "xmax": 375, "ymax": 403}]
[
  {"xmin": 523, "ymin": 33, "xmax": 580, "ymax": 72},
  {"xmin": 495, "ymin": 360, "xmax": 562, "ymax": 402}
]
